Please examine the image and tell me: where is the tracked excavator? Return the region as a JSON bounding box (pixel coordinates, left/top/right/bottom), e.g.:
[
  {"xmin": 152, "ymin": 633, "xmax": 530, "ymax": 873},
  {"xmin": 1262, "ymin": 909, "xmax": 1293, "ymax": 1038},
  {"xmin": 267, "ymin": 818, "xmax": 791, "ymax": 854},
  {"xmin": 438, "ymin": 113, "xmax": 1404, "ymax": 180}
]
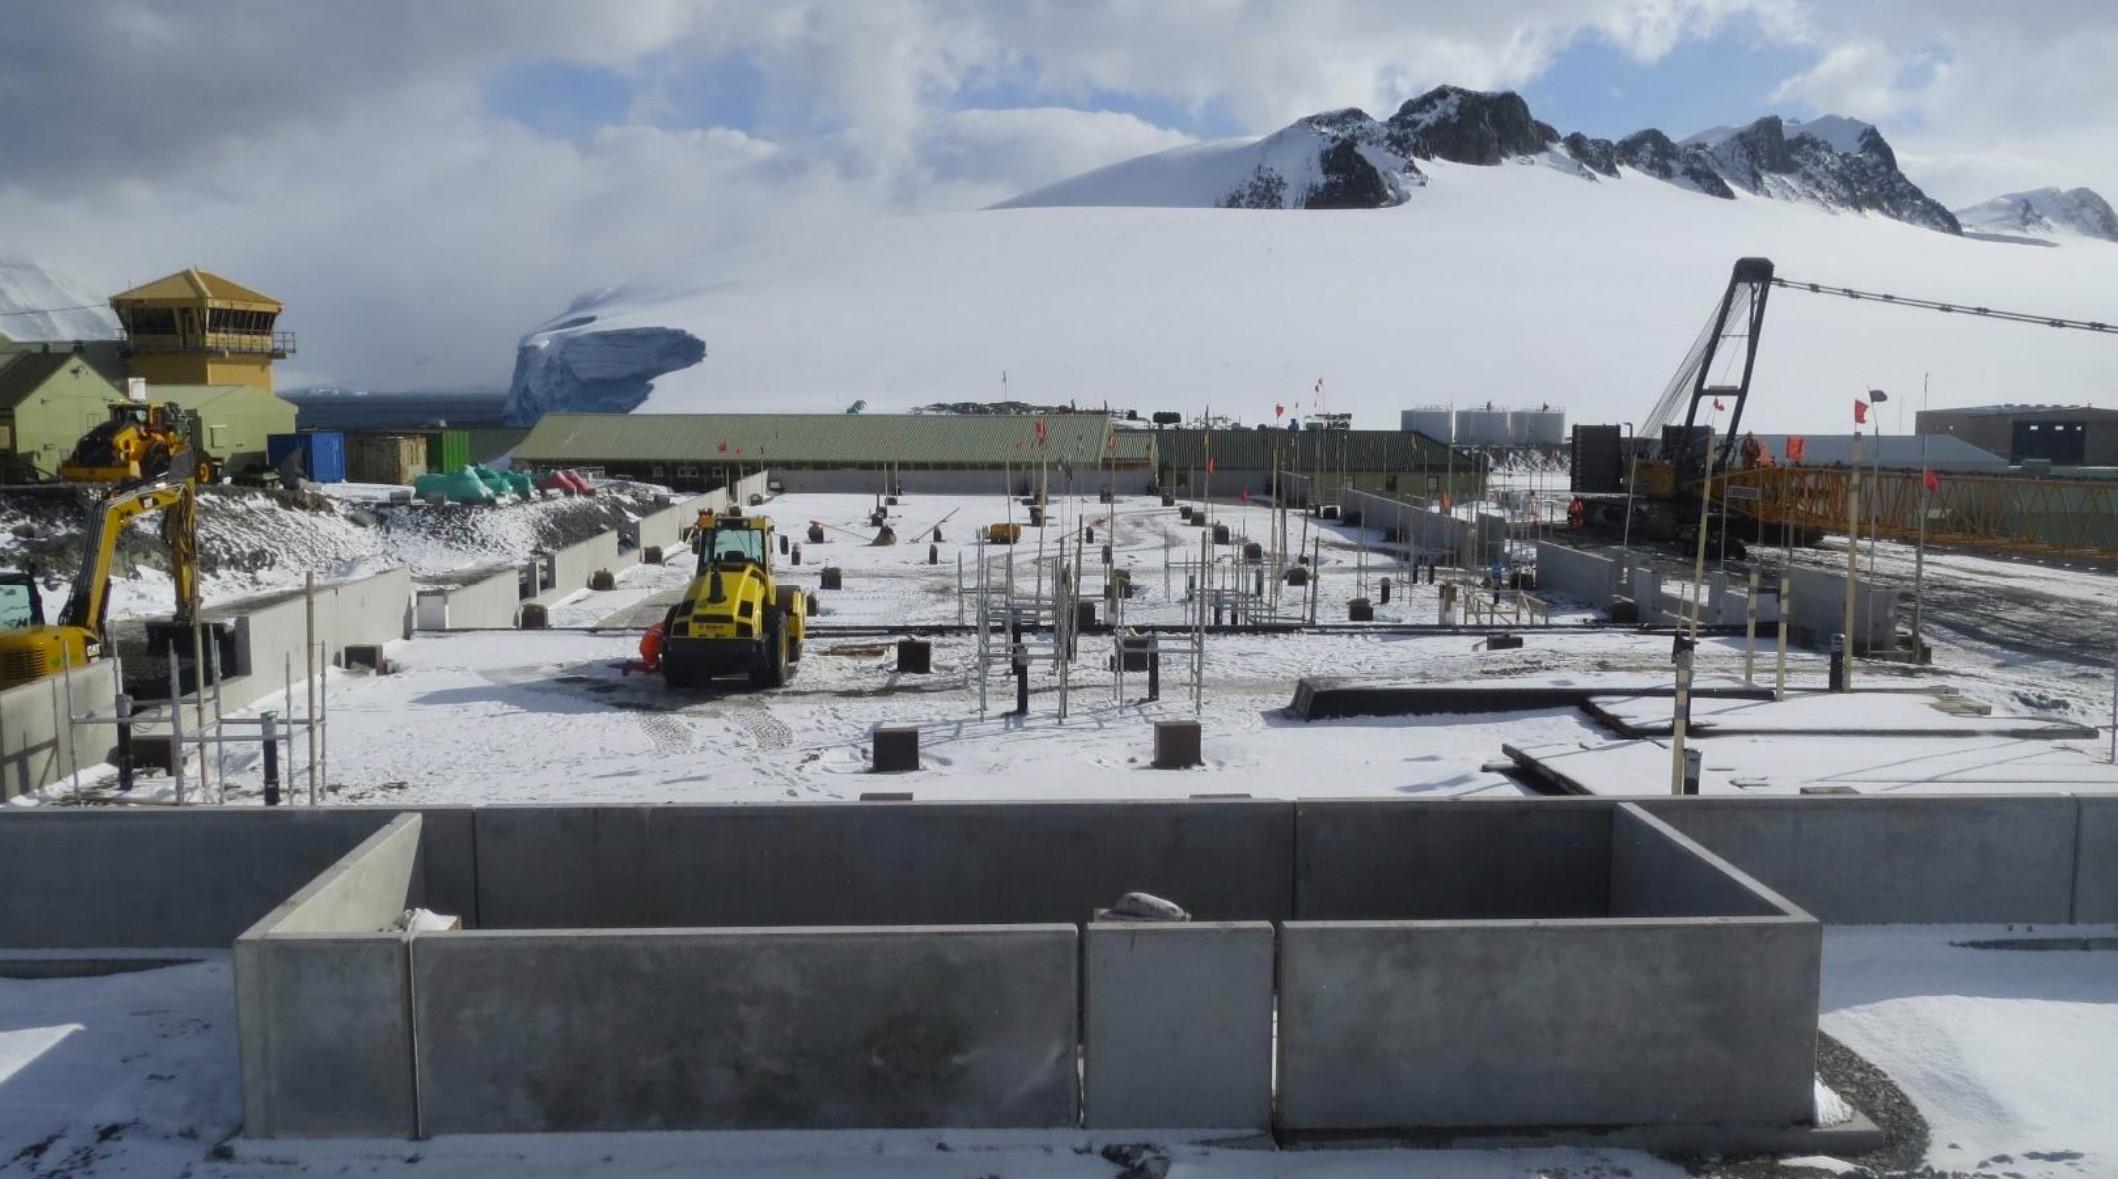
[
  {"xmin": 0, "ymin": 454, "xmax": 202, "ymax": 688},
  {"xmin": 660, "ymin": 514, "xmax": 807, "ymax": 689},
  {"xmin": 58, "ymin": 401, "xmax": 219, "ymax": 485}
]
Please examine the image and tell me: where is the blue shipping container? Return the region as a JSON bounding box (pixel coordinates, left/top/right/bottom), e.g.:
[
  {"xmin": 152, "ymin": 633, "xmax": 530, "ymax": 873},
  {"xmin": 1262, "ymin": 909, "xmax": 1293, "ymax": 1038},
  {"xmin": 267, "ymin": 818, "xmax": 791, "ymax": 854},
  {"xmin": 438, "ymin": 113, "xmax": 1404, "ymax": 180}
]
[{"xmin": 265, "ymin": 431, "xmax": 346, "ymax": 483}]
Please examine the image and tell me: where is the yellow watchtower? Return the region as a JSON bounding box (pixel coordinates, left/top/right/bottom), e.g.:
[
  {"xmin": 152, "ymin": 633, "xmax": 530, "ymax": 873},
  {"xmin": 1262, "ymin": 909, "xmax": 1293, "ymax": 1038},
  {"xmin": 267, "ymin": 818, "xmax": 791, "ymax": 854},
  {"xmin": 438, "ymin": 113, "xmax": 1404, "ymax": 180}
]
[{"xmin": 109, "ymin": 268, "xmax": 294, "ymax": 394}]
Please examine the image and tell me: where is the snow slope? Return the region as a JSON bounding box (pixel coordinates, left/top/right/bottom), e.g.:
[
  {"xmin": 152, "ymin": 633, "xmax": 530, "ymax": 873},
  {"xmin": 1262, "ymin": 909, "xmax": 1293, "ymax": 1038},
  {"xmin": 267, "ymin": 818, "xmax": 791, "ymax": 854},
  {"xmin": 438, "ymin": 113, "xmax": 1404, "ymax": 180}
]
[
  {"xmin": 0, "ymin": 257, "xmax": 121, "ymax": 343},
  {"xmin": 510, "ymin": 160, "xmax": 2117, "ymax": 433},
  {"xmin": 1956, "ymin": 186, "xmax": 2118, "ymax": 243}
]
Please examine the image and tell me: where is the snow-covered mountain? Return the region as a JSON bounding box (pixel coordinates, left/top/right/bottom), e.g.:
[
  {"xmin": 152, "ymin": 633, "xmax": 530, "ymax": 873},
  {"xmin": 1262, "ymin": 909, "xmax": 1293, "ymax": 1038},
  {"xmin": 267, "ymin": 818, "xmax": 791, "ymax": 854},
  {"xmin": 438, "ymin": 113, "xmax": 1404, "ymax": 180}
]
[
  {"xmin": 0, "ymin": 257, "xmax": 121, "ymax": 344},
  {"xmin": 1955, "ymin": 187, "xmax": 2118, "ymax": 242},
  {"xmin": 999, "ymin": 86, "xmax": 1959, "ymax": 235},
  {"xmin": 503, "ymin": 149, "xmax": 2115, "ymax": 431}
]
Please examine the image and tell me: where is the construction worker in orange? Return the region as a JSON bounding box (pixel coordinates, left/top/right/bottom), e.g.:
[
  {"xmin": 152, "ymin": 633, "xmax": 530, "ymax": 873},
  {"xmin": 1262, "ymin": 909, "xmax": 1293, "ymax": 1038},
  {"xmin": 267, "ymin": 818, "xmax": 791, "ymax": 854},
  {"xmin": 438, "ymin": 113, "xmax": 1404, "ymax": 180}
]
[
  {"xmin": 1567, "ymin": 496, "xmax": 1586, "ymax": 531},
  {"xmin": 1739, "ymin": 432, "xmax": 1763, "ymax": 470},
  {"xmin": 635, "ymin": 621, "xmax": 665, "ymax": 674}
]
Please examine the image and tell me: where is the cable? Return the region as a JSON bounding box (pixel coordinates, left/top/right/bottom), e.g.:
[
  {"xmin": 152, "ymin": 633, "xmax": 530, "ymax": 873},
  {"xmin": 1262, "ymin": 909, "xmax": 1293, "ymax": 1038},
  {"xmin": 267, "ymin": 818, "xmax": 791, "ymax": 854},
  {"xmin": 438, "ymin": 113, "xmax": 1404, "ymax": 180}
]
[
  {"xmin": 0, "ymin": 301, "xmax": 113, "ymax": 317},
  {"xmin": 1772, "ymin": 277, "xmax": 2114, "ymax": 335}
]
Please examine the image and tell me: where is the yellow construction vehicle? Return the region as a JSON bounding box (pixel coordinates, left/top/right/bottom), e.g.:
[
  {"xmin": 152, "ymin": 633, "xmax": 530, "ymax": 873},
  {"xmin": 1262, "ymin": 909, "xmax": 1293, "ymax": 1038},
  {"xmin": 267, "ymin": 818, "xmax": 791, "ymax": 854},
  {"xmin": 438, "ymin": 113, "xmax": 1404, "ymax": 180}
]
[
  {"xmin": 661, "ymin": 514, "xmax": 806, "ymax": 689},
  {"xmin": 0, "ymin": 464, "xmax": 201, "ymax": 688},
  {"xmin": 58, "ymin": 402, "xmax": 219, "ymax": 485}
]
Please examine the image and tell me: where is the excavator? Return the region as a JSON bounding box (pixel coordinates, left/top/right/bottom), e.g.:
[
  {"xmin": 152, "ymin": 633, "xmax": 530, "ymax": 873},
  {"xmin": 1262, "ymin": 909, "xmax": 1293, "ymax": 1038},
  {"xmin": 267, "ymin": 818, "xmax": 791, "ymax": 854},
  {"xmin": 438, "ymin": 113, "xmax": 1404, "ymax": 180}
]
[
  {"xmin": 58, "ymin": 401, "xmax": 219, "ymax": 484},
  {"xmin": 0, "ymin": 456, "xmax": 201, "ymax": 688},
  {"xmin": 659, "ymin": 514, "xmax": 807, "ymax": 689}
]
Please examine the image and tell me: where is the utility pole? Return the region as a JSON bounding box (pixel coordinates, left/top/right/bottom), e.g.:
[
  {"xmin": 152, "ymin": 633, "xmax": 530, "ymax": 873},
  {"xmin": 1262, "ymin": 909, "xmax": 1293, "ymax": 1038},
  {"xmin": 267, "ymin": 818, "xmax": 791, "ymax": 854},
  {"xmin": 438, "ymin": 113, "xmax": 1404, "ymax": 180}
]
[{"xmin": 1842, "ymin": 421, "xmax": 1861, "ymax": 693}]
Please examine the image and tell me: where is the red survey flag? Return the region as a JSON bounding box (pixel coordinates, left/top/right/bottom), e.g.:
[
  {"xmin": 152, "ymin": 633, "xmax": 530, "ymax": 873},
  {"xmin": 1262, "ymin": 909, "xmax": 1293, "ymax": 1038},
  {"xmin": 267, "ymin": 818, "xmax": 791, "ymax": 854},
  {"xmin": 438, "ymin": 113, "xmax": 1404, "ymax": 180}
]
[
  {"xmin": 1923, "ymin": 468, "xmax": 1938, "ymax": 492},
  {"xmin": 1712, "ymin": 398, "xmax": 1726, "ymax": 412},
  {"xmin": 1787, "ymin": 436, "xmax": 1806, "ymax": 462},
  {"xmin": 1853, "ymin": 399, "xmax": 1869, "ymax": 425},
  {"xmin": 1275, "ymin": 402, "xmax": 1285, "ymax": 418},
  {"xmin": 1240, "ymin": 488, "xmax": 1249, "ymax": 503}
]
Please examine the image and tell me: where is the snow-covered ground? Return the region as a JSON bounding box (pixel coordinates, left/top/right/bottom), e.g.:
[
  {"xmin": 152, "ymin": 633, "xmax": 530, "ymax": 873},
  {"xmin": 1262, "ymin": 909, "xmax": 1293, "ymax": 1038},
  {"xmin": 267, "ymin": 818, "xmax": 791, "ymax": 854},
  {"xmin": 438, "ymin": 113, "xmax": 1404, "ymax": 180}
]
[{"xmin": 5, "ymin": 924, "xmax": 2113, "ymax": 1178}]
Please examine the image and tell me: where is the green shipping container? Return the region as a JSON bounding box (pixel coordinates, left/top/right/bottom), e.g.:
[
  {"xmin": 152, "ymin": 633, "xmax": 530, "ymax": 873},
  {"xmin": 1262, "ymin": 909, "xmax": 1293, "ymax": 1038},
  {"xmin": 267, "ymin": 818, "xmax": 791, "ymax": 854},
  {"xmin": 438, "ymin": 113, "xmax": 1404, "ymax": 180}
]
[{"xmin": 426, "ymin": 429, "xmax": 470, "ymax": 473}]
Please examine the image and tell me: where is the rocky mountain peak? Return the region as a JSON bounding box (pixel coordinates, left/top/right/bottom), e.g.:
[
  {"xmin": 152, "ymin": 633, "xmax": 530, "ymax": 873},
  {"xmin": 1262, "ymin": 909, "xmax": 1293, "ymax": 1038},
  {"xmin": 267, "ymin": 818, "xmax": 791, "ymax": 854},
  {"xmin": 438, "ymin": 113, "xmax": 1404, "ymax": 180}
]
[{"xmin": 1386, "ymin": 85, "xmax": 1559, "ymax": 165}]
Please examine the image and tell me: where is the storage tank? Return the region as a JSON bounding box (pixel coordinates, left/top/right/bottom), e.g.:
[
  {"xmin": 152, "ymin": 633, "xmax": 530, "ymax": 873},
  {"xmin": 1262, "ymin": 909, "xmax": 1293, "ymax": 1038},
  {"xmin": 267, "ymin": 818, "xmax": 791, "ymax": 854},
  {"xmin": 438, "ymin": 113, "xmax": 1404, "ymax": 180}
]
[
  {"xmin": 1455, "ymin": 408, "xmax": 1511, "ymax": 446},
  {"xmin": 1401, "ymin": 407, "xmax": 1454, "ymax": 443},
  {"xmin": 1510, "ymin": 408, "xmax": 1567, "ymax": 446}
]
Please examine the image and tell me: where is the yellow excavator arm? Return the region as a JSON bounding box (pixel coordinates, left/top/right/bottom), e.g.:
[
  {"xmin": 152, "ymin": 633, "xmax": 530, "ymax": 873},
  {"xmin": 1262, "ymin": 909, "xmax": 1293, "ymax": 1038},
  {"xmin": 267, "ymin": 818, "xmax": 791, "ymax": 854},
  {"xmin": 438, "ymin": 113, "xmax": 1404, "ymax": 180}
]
[{"xmin": 0, "ymin": 462, "xmax": 202, "ymax": 688}]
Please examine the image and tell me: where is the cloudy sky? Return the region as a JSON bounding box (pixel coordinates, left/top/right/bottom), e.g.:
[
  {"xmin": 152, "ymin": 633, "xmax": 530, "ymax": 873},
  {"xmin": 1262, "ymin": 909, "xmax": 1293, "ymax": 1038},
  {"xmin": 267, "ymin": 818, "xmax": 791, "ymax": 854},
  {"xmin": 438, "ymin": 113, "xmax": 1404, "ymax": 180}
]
[{"xmin": 3, "ymin": 0, "xmax": 2113, "ymax": 391}]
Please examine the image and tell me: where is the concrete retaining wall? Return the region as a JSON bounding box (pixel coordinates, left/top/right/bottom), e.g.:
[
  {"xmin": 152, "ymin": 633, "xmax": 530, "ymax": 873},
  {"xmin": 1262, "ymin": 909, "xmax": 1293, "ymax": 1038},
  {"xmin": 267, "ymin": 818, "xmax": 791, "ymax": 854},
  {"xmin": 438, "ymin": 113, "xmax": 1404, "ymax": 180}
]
[
  {"xmin": 1535, "ymin": 542, "xmax": 1622, "ymax": 610},
  {"xmin": 410, "ymin": 924, "xmax": 1079, "ymax": 1133},
  {"xmin": 1278, "ymin": 800, "xmax": 1820, "ymax": 1133},
  {"xmin": 528, "ymin": 529, "xmax": 625, "ymax": 608},
  {"xmin": 234, "ymin": 814, "xmax": 423, "ymax": 1138},
  {"xmin": 216, "ymin": 568, "xmax": 414, "ymax": 709},
  {"xmin": 2077, "ymin": 797, "xmax": 2118, "ymax": 924},
  {"xmin": 0, "ymin": 807, "xmax": 404, "ymax": 948},
  {"xmin": 0, "ymin": 659, "xmax": 119, "ymax": 801},
  {"xmin": 414, "ymin": 564, "xmax": 520, "ymax": 630},
  {"xmin": 1296, "ymin": 797, "xmax": 1614, "ymax": 919},
  {"xmin": 1783, "ymin": 563, "xmax": 1900, "ymax": 653},
  {"xmin": 1085, "ymin": 922, "xmax": 1274, "ymax": 1130},
  {"xmin": 471, "ymin": 801, "xmax": 1296, "ymax": 928},
  {"xmin": 1640, "ymin": 794, "xmax": 2082, "ymax": 923}
]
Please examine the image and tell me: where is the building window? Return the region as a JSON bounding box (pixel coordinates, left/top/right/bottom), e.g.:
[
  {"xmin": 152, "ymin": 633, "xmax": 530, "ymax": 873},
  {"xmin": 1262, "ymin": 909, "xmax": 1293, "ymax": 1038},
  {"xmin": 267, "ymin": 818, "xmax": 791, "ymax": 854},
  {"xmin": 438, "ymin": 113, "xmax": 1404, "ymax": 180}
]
[
  {"xmin": 650, "ymin": 465, "xmax": 666, "ymax": 478},
  {"xmin": 676, "ymin": 465, "xmax": 699, "ymax": 481}
]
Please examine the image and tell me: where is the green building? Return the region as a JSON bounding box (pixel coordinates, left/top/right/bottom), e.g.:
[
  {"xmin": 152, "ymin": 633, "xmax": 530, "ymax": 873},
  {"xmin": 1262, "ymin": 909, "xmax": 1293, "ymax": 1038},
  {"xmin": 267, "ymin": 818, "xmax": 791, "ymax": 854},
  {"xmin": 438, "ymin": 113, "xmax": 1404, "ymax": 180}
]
[
  {"xmin": 148, "ymin": 383, "xmax": 297, "ymax": 472},
  {"xmin": 0, "ymin": 342, "xmax": 127, "ymax": 481},
  {"xmin": 1154, "ymin": 427, "xmax": 1486, "ymax": 504}
]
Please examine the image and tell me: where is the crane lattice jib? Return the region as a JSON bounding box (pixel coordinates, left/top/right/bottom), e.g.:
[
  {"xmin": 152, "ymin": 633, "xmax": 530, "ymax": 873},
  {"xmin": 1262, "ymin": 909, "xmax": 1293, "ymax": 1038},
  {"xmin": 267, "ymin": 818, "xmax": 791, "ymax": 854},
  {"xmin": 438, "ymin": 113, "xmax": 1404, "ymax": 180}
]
[{"xmin": 1771, "ymin": 278, "xmax": 2116, "ymax": 334}]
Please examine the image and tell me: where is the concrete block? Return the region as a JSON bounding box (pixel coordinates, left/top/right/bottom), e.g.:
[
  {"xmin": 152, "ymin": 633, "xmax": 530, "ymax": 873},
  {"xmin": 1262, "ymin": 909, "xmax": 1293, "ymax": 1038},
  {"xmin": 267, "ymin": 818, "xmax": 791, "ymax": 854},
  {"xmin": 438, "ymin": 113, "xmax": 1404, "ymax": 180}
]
[
  {"xmin": 472, "ymin": 807, "xmax": 651, "ymax": 929},
  {"xmin": 1286, "ymin": 566, "xmax": 1309, "ymax": 586},
  {"xmin": 2072, "ymin": 796, "xmax": 2118, "ymax": 923},
  {"xmin": 1639, "ymin": 795, "xmax": 2079, "ymax": 924},
  {"xmin": 1347, "ymin": 598, "xmax": 1373, "ymax": 622},
  {"xmin": 1277, "ymin": 916, "xmax": 1820, "ymax": 1131},
  {"xmin": 635, "ymin": 801, "xmax": 1295, "ymax": 926},
  {"xmin": 1153, "ymin": 720, "xmax": 1201, "ymax": 769},
  {"xmin": 589, "ymin": 569, "xmax": 617, "ymax": 591},
  {"xmin": 1295, "ymin": 798, "xmax": 1614, "ymax": 920},
  {"xmin": 1485, "ymin": 633, "xmax": 1523, "ymax": 650},
  {"xmin": 518, "ymin": 602, "xmax": 548, "ymax": 629},
  {"xmin": 1085, "ymin": 922, "xmax": 1274, "ymax": 1130},
  {"xmin": 1212, "ymin": 523, "xmax": 1231, "ymax": 545},
  {"xmin": 820, "ymin": 567, "xmax": 843, "ymax": 590},
  {"xmin": 896, "ymin": 639, "xmax": 931, "ymax": 674},
  {"xmin": 1075, "ymin": 601, "xmax": 1097, "ymax": 629},
  {"xmin": 873, "ymin": 725, "xmax": 920, "ymax": 772},
  {"xmin": 411, "ymin": 926, "xmax": 1078, "ymax": 1132}
]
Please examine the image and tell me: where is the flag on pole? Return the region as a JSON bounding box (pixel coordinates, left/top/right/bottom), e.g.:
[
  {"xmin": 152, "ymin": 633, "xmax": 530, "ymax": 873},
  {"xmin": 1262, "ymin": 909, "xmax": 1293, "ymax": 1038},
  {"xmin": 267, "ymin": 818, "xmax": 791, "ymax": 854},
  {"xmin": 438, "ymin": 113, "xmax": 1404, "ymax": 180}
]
[
  {"xmin": 1207, "ymin": 457, "xmax": 1216, "ymax": 474},
  {"xmin": 1853, "ymin": 399, "xmax": 1869, "ymax": 425},
  {"xmin": 1712, "ymin": 398, "xmax": 1726, "ymax": 412},
  {"xmin": 1786, "ymin": 436, "xmax": 1806, "ymax": 462},
  {"xmin": 1275, "ymin": 402, "xmax": 1285, "ymax": 419},
  {"xmin": 1240, "ymin": 488, "xmax": 1249, "ymax": 504},
  {"xmin": 717, "ymin": 441, "xmax": 728, "ymax": 453},
  {"xmin": 1923, "ymin": 467, "xmax": 1938, "ymax": 492}
]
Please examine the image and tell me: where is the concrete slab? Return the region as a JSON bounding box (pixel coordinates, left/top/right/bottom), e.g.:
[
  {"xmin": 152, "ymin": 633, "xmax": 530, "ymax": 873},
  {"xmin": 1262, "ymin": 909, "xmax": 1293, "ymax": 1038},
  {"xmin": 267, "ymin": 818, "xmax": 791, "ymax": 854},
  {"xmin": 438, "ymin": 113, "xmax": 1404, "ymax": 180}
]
[
  {"xmin": 1588, "ymin": 690, "xmax": 2096, "ymax": 739},
  {"xmin": 1085, "ymin": 922, "xmax": 1274, "ymax": 1130},
  {"xmin": 1508, "ymin": 733, "xmax": 2118, "ymax": 797},
  {"xmin": 410, "ymin": 925, "xmax": 1079, "ymax": 1133}
]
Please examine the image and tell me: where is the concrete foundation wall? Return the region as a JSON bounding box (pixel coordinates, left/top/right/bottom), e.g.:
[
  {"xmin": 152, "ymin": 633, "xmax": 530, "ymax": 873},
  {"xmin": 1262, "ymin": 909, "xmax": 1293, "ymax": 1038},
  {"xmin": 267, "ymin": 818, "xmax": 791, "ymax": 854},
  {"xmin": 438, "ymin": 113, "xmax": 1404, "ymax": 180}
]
[
  {"xmin": 1536, "ymin": 543, "xmax": 1621, "ymax": 610},
  {"xmin": 0, "ymin": 658, "xmax": 119, "ymax": 801},
  {"xmin": 0, "ymin": 808, "xmax": 402, "ymax": 948},
  {"xmin": 2076, "ymin": 797, "xmax": 2118, "ymax": 924},
  {"xmin": 472, "ymin": 801, "xmax": 1295, "ymax": 928},
  {"xmin": 1276, "ymin": 914, "xmax": 1820, "ymax": 1131},
  {"xmin": 1640, "ymin": 795, "xmax": 2081, "ymax": 923},
  {"xmin": 1085, "ymin": 922, "xmax": 1274, "ymax": 1130},
  {"xmin": 1784, "ymin": 563, "xmax": 1900, "ymax": 652},
  {"xmin": 234, "ymin": 815, "xmax": 422, "ymax": 1138},
  {"xmin": 529, "ymin": 529, "xmax": 625, "ymax": 608},
  {"xmin": 1609, "ymin": 805, "xmax": 1798, "ymax": 919},
  {"xmin": 414, "ymin": 565, "xmax": 520, "ymax": 630},
  {"xmin": 222, "ymin": 568, "xmax": 414, "ymax": 709},
  {"xmin": 410, "ymin": 925, "xmax": 1079, "ymax": 1133},
  {"xmin": 1295, "ymin": 798, "xmax": 1614, "ymax": 919}
]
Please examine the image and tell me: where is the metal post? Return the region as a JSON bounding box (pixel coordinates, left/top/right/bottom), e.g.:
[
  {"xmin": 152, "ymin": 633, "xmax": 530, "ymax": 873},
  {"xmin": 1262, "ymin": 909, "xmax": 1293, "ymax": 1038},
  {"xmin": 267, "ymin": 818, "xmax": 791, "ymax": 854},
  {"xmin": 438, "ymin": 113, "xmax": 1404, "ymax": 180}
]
[
  {"xmin": 1775, "ymin": 576, "xmax": 1790, "ymax": 703},
  {"xmin": 1842, "ymin": 429, "xmax": 1861, "ymax": 691},
  {"xmin": 168, "ymin": 652, "xmax": 185, "ymax": 806},
  {"xmin": 261, "ymin": 711, "xmax": 280, "ymax": 807},
  {"xmin": 306, "ymin": 571, "xmax": 318, "ymax": 805},
  {"xmin": 114, "ymin": 691, "xmax": 135, "ymax": 793},
  {"xmin": 1669, "ymin": 639, "xmax": 1694, "ymax": 796},
  {"xmin": 55, "ymin": 649, "xmax": 77, "ymax": 803},
  {"xmin": 1743, "ymin": 569, "xmax": 1760, "ymax": 684},
  {"xmin": 210, "ymin": 638, "xmax": 226, "ymax": 803},
  {"xmin": 191, "ymin": 621, "xmax": 210, "ymax": 798}
]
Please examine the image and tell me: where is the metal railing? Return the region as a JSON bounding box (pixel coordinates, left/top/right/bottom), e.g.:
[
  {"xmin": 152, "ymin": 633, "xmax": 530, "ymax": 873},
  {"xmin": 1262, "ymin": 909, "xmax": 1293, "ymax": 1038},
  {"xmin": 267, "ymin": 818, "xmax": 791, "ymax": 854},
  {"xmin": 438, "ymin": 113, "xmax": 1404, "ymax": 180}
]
[{"xmin": 122, "ymin": 330, "xmax": 296, "ymax": 356}]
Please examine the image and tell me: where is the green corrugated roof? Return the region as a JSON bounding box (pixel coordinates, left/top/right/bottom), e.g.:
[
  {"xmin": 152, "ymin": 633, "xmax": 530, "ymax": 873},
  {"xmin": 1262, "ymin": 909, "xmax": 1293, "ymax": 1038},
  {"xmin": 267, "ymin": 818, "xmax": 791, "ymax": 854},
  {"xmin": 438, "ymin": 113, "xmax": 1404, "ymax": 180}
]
[
  {"xmin": 1154, "ymin": 428, "xmax": 1478, "ymax": 472},
  {"xmin": 515, "ymin": 412, "xmax": 1144, "ymax": 466}
]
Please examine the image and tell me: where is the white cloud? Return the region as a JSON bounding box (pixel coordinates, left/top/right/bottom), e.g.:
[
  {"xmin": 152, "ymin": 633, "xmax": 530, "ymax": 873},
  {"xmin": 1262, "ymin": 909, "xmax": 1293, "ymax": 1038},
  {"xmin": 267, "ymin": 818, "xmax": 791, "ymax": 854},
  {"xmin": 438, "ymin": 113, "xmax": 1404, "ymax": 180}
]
[{"xmin": 1, "ymin": 0, "xmax": 2112, "ymax": 387}]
